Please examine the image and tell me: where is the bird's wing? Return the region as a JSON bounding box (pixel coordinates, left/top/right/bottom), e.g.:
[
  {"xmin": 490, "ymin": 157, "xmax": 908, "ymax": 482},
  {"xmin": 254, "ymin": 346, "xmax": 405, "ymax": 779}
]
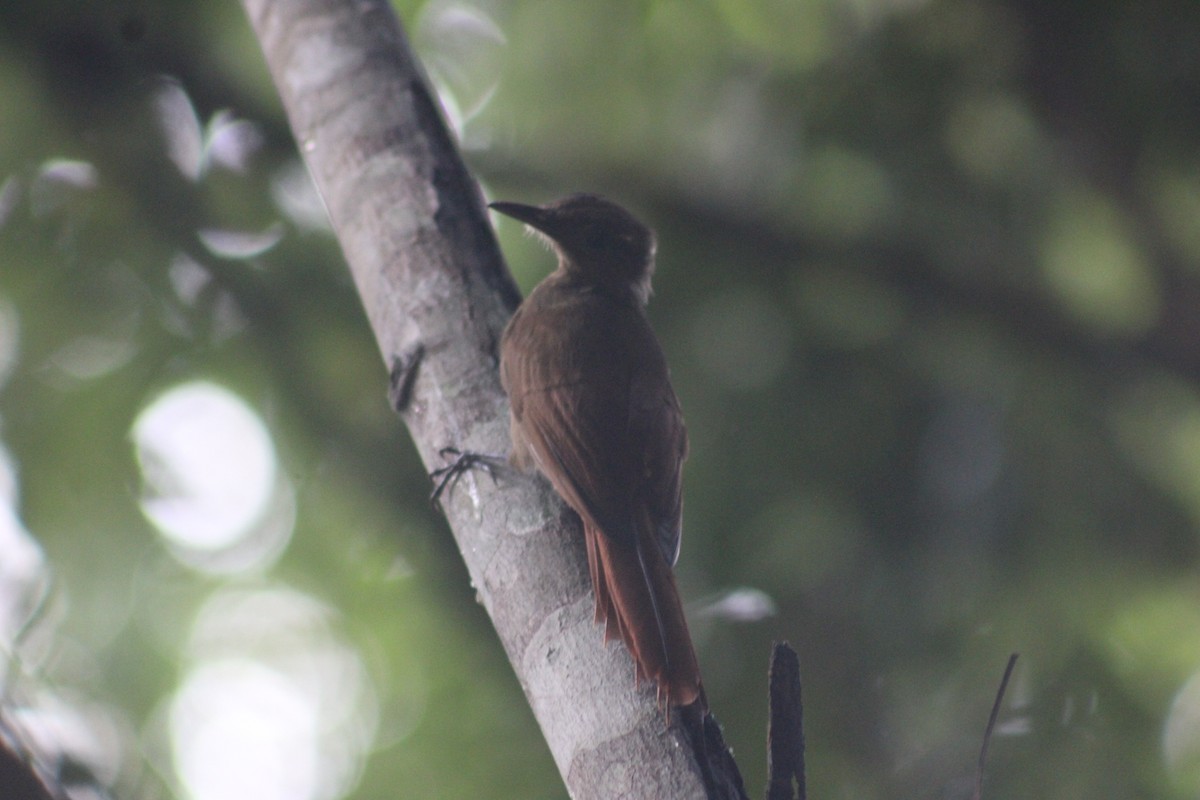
[
  {"xmin": 519, "ymin": 377, "xmax": 643, "ymax": 545},
  {"xmin": 630, "ymin": 375, "xmax": 687, "ymax": 567},
  {"xmin": 517, "ymin": 369, "xmax": 686, "ymax": 570},
  {"xmin": 501, "ymin": 290, "xmax": 687, "ymax": 562}
]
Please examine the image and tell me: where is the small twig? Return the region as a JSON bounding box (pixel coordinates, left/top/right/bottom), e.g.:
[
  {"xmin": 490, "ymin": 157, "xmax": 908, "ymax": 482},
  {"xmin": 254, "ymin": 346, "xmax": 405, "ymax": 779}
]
[
  {"xmin": 766, "ymin": 641, "xmax": 805, "ymax": 800},
  {"xmin": 387, "ymin": 343, "xmax": 425, "ymax": 412},
  {"xmin": 973, "ymin": 653, "xmax": 1019, "ymax": 800}
]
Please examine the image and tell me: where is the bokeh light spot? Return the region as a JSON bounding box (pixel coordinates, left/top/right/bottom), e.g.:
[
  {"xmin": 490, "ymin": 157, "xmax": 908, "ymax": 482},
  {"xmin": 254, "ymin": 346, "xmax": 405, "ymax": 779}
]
[
  {"xmin": 1164, "ymin": 672, "xmax": 1200, "ymax": 789},
  {"xmin": 172, "ymin": 659, "xmax": 319, "ymax": 800},
  {"xmin": 168, "ymin": 587, "xmax": 380, "ymax": 800},
  {"xmin": 944, "ymin": 93, "xmax": 1042, "ymax": 184},
  {"xmin": 801, "ymin": 146, "xmax": 893, "ymax": 239},
  {"xmin": 133, "ymin": 381, "xmax": 293, "ymax": 573},
  {"xmin": 1039, "ymin": 190, "xmax": 1160, "ymax": 335}
]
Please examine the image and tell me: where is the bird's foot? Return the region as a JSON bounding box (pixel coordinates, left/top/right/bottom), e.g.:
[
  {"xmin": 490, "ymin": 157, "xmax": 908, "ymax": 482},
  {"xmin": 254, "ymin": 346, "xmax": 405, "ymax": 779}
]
[{"xmin": 429, "ymin": 447, "xmax": 505, "ymax": 506}]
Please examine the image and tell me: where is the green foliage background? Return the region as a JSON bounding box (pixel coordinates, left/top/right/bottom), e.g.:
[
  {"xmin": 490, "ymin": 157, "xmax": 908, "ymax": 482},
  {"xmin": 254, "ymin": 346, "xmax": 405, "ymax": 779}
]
[{"xmin": 4, "ymin": 0, "xmax": 1200, "ymax": 797}]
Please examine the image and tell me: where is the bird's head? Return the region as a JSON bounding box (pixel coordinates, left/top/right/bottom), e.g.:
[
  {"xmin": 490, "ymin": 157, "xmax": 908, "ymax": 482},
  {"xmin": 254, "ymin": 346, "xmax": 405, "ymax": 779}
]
[{"xmin": 490, "ymin": 193, "xmax": 657, "ymax": 303}]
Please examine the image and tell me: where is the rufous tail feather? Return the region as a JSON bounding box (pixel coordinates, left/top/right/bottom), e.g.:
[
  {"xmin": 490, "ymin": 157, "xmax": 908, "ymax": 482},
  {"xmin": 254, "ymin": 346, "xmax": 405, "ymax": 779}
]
[{"xmin": 583, "ymin": 516, "xmax": 703, "ymax": 708}]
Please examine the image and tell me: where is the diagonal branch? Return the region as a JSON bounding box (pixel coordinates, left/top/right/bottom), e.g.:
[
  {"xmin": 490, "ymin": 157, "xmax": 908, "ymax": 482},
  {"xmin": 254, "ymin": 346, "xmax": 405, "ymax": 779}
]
[{"xmin": 238, "ymin": 0, "xmax": 745, "ymax": 796}]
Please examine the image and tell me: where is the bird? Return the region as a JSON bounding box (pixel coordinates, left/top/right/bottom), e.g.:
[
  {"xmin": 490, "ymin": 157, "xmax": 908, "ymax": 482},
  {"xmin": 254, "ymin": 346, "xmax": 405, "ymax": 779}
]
[{"xmin": 490, "ymin": 193, "xmax": 703, "ymax": 709}]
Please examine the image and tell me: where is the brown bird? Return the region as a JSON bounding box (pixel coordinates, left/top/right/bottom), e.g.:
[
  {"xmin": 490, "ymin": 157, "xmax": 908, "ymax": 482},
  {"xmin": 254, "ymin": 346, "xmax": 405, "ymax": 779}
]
[{"xmin": 491, "ymin": 193, "xmax": 703, "ymax": 709}]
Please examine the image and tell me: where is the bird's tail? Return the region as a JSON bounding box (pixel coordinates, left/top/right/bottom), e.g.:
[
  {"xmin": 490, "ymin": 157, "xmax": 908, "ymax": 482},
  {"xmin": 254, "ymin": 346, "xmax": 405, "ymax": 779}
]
[{"xmin": 584, "ymin": 513, "xmax": 704, "ymax": 709}]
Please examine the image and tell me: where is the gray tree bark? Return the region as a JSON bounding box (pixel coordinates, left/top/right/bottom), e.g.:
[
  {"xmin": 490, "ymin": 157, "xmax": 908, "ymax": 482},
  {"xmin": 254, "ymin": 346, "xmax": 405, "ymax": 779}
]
[{"xmin": 239, "ymin": 1, "xmax": 744, "ymax": 797}]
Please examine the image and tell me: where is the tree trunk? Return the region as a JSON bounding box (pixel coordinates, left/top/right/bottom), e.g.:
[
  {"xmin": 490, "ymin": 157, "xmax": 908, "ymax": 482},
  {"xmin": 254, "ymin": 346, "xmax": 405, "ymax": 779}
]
[{"xmin": 238, "ymin": 0, "xmax": 745, "ymax": 797}]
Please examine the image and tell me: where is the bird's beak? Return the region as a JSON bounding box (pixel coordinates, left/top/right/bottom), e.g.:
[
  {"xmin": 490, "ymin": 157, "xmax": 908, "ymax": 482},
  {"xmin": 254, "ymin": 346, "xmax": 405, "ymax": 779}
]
[{"xmin": 489, "ymin": 201, "xmax": 552, "ymax": 233}]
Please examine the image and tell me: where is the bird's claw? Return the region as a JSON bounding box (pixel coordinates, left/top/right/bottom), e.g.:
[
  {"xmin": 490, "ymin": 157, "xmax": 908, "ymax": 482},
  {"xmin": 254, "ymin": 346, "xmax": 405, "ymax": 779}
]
[{"xmin": 429, "ymin": 447, "xmax": 503, "ymax": 506}]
